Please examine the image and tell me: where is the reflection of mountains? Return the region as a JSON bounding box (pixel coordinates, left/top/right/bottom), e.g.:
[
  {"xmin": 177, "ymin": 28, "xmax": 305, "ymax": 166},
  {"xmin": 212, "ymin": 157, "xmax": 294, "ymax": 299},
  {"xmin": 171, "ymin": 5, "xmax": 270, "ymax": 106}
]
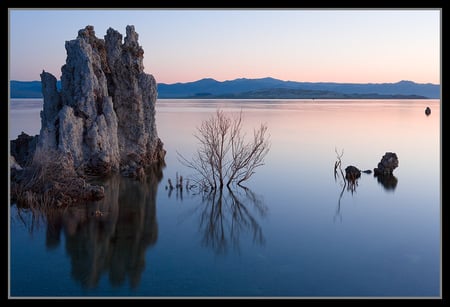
[
  {"xmin": 188, "ymin": 186, "xmax": 268, "ymax": 255},
  {"xmin": 42, "ymin": 165, "xmax": 163, "ymax": 289}
]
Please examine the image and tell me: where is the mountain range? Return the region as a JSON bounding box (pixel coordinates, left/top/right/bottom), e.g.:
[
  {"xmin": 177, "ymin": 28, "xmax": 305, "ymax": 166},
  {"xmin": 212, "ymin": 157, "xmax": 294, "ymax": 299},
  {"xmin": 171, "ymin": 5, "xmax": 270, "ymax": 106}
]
[{"xmin": 10, "ymin": 77, "xmax": 440, "ymax": 99}]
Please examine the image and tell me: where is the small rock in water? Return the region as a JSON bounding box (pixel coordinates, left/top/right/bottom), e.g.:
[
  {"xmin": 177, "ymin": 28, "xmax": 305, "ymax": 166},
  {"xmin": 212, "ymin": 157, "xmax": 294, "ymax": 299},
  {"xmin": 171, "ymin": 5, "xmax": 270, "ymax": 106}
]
[
  {"xmin": 345, "ymin": 165, "xmax": 361, "ymax": 181},
  {"xmin": 373, "ymin": 152, "xmax": 398, "ymax": 176}
]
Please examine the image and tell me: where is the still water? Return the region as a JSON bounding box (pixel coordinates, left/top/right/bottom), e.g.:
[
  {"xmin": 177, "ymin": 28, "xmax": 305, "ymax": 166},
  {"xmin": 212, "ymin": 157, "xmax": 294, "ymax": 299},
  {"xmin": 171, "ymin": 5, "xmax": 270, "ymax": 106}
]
[{"xmin": 9, "ymin": 98, "xmax": 441, "ymax": 298}]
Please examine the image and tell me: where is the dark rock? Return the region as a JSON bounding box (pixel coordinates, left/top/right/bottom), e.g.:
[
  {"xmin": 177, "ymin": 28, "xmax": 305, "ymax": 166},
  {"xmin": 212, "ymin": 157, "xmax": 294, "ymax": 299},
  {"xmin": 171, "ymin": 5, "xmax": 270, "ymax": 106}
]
[
  {"xmin": 373, "ymin": 152, "xmax": 398, "ymax": 176},
  {"xmin": 10, "ymin": 132, "xmax": 38, "ymax": 167},
  {"xmin": 345, "ymin": 165, "xmax": 361, "ymax": 181},
  {"xmin": 425, "ymin": 107, "xmax": 431, "ymax": 116}
]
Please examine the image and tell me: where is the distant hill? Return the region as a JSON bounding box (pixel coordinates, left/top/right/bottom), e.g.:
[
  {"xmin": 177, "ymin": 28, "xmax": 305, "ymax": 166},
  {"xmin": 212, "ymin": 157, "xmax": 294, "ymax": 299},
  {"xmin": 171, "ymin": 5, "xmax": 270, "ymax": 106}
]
[
  {"xmin": 10, "ymin": 80, "xmax": 61, "ymax": 98},
  {"xmin": 157, "ymin": 77, "xmax": 440, "ymax": 99},
  {"xmin": 10, "ymin": 77, "xmax": 439, "ymax": 99},
  {"xmin": 205, "ymin": 88, "xmax": 428, "ymax": 99}
]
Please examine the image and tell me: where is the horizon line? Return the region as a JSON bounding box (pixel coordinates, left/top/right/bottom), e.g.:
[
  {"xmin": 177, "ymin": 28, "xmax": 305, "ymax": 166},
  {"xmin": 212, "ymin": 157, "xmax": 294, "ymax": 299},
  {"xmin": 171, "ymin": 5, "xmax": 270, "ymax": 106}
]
[{"xmin": 9, "ymin": 77, "xmax": 441, "ymax": 86}]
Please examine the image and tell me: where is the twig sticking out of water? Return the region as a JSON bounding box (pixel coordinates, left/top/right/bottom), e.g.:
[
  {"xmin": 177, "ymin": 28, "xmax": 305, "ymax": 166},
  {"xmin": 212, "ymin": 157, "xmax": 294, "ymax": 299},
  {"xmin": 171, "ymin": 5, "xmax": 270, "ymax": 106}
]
[{"xmin": 334, "ymin": 148, "xmax": 345, "ymax": 181}]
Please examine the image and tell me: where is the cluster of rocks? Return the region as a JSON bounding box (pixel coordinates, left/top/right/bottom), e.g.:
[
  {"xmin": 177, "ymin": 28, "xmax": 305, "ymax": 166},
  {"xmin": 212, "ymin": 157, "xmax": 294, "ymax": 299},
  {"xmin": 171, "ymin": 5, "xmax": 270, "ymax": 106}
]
[
  {"xmin": 344, "ymin": 152, "xmax": 399, "ymax": 182},
  {"xmin": 10, "ymin": 25, "xmax": 166, "ymax": 206}
]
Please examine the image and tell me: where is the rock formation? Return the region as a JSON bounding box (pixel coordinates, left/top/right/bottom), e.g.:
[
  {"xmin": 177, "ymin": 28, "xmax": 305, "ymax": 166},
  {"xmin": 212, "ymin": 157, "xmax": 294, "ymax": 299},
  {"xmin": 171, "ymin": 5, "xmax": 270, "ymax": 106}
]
[
  {"xmin": 39, "ymin": 25, "xmax": 165, "ymax": 178},
  {"xmin": 11, "ymin": 25, "xmax": 166, "ymax": 206},
  {"xmin": 373, "ymin": 152, "xmax": 398, "ymax": 176}
]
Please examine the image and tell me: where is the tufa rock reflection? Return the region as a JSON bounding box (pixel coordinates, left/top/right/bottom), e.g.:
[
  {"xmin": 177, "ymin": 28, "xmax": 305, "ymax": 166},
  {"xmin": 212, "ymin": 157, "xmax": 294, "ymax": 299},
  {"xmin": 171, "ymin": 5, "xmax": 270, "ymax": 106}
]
[{"xmin": 14, "ymin": 163, "xmax": 163, "ymax": 289}]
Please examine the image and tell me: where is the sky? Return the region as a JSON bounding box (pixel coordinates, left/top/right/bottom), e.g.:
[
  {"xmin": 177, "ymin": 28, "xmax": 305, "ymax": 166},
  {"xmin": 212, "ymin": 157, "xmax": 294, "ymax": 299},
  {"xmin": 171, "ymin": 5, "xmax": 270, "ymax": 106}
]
[{"xmin": 8, "ymin": 8, "xmax": 441, "ymax": 85}]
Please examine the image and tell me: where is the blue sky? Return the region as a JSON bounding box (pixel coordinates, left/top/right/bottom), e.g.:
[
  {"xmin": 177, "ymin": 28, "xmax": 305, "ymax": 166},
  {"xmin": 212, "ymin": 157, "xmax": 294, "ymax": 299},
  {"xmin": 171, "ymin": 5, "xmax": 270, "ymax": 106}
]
[{"xmin": 8, "ymin": 8, "xmax": 441, "ymax": 84}]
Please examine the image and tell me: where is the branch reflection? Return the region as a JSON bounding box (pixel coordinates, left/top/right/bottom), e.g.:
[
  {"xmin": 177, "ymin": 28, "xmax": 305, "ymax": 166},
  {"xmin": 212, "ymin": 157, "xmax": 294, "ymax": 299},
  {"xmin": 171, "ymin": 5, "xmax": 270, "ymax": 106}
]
[
  {"xmin": 185, "ymin": 185, "xmax": 268, "ymax": 255},
  {"xmin": 334, "ymin": 173, "xmax": 360, "ymax": 222}
]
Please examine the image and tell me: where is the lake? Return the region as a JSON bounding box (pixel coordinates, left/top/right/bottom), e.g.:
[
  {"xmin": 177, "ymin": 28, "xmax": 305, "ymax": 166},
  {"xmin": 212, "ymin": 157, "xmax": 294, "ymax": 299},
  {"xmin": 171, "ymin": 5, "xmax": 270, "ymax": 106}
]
[{"xmin": 9, "ymin": 98, "xmax": 441, "ymax": 298}]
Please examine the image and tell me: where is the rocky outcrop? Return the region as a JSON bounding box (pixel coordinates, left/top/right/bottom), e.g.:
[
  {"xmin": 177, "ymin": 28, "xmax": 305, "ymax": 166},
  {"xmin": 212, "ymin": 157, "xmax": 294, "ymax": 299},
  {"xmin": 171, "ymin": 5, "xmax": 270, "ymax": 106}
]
[
  {"xmin": 373, "ymin": 152, "xmax": 398, "ymax": 176},
  {"xmin": 38, "ymin": 25, "xmax": 165, "ymax": 178},
  {"xmin": 11, "ymin": 25, "xmax": 166, "ymax": 207}
]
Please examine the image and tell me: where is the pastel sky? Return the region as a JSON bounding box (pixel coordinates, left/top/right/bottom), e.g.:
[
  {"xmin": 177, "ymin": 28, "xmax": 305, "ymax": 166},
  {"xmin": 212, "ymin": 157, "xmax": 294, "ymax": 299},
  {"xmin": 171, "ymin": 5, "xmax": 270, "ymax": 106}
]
[{"xmin": 9, "ymin": 9, "xmax": 441, "ymax": 85}]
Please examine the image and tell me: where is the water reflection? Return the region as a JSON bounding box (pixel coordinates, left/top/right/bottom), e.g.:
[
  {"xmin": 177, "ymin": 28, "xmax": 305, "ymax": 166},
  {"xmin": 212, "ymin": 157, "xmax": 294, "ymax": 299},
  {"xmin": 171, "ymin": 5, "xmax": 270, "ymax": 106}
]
[
  {"xmin": 375, "ymin": 173, "xmax": 398, "ymax": 190},
  {"xmin": 333, "ymin": 150, "xmax": 368, "ymax": 222},
  {"xmin": 333, "ymin": 171, "xmax": 399, "ymax": 221},
  {"xmin": 178, "ymin": 185, "xmax": 268, "ymax": 255},
  {"xmin": 334, "ymin": 174, "xmax": 360, "ymax": 222},
  {"xmin": 333, "ymin": 151, "xmax": 399, "ymax": 221},
  {"xmin": 14, "ymin": 164, "xmax": 163, "ymax": 289},
  {"xmin": 165, "ymin": 173, "xmax": 185, "ymax": 201}
]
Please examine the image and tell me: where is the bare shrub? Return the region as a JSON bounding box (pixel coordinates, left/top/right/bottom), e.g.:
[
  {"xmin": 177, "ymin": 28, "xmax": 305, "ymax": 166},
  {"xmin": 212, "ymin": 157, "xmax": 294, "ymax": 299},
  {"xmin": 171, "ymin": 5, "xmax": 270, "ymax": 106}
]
[{"xmin": 178, "ymin": 109, "xmax": 270, "ymax": 190}]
